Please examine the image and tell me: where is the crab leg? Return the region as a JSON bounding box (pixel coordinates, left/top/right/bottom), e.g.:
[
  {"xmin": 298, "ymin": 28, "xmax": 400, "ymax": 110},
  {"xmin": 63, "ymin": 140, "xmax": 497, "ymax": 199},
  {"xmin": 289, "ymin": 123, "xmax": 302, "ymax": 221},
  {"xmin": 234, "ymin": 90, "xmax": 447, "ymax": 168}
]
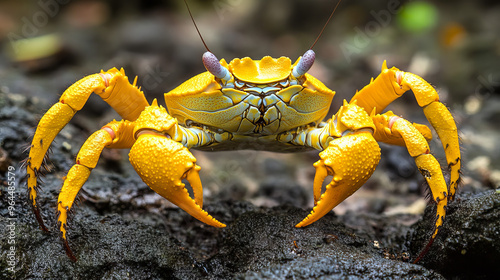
[
  {"xmin": 56, "ymin": 120, "xmax": 135, "ymax": 261},
  {"xmin": 129, "ymin": 132, "xmax": 225, "ymax": 228},
  {"xmin": 373, "ymin": 113, "xmax": 448, "ymax": 262},
  {"xmin": 388, "ymin": 116, "xmax": 449, "ymax": 220},
  {"xmin": 296, "ymin": 132, "xmax": 381, "ymax": 227},
  {"xmin": 26, "ymin": 68, "xmax": 148, "ymax": 230},
  {"xmin": 350, "ymin": 61, "xmax": 460, "ymax": 200},
  {"xmin": 57, "ymin": 129, "xmax": 112, "ymax": 261}
]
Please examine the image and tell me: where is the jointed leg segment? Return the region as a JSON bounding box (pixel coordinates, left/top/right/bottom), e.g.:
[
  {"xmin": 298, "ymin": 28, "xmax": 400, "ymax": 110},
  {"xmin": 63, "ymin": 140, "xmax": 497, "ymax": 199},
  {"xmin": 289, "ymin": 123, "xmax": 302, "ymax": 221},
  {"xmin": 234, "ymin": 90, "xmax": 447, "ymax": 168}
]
[
  {"xmin": 25, "ymin": 68, "xmax": 148, "ymax": 261},
  {"xmin": 389, "ymin": 116, "xmax": 448, "ymax": 263},
  {"xmin": 27, "ymin": 73, "xmax": 107, "ymax": 230},
  {"xmin": 57, "ymin": 128, "xmax": 112, "ymax": 261},
  {"xmin": 57, "ymin": 120, "xmax": 136, "ymax": 260},
  {"xmin": 350, "ymin": 61, "xmax": 460, "ymax": 262},
  {"xmin": 26, "ymin": 68, "xmax": 148, "ymax": 231},
  {"xmin": 350, "ymin": 61, "xmax": 461, "ymax": 199}
]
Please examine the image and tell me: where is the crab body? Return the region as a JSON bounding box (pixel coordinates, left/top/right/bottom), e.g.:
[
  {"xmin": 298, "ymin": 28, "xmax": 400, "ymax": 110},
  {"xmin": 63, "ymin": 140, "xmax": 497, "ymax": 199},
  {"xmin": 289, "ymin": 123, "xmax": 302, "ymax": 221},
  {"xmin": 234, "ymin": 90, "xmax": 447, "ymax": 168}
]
[
  {"xmin": 165, "ymin": 56, "xmax": 334, "ymax": 152},
  {"xmin": 25, "ymin": 49, "xmax": 460, "ymax": 263}
]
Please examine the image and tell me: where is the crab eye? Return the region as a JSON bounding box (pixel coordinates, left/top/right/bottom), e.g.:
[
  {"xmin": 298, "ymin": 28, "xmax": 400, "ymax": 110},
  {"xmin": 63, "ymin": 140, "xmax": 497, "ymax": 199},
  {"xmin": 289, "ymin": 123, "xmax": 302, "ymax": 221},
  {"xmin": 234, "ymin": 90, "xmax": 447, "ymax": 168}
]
[
  {"xmin": 292, "ymin": 49, "xmax": 315, "ymax": 77},
  {"xmin": 202, "ymin": 51, "xmax": 232, "ymax": 81}
]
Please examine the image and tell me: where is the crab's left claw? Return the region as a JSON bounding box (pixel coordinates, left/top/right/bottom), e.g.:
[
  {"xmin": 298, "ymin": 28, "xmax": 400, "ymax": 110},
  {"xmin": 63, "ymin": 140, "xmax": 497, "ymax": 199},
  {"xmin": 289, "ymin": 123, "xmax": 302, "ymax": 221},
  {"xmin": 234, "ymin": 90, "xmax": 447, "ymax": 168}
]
[
  {"xmin": 129, "ymin": 132, "xmax": 225, "ymax": 228},
  {"xmin": 296, "ymin": 132, "xmax": 381, "ymax": 227}
]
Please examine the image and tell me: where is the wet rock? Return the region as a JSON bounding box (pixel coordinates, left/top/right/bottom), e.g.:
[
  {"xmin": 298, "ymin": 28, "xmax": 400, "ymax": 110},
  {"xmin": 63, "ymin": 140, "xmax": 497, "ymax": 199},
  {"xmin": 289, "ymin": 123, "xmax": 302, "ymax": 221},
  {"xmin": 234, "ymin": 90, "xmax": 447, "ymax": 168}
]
[
  {"xmin": 1, "ymin": 193, "xmax": 446, "ymax": 280},
  {"xmin": 409, "ymin": 190, "xmax": 500, "ymax": 279},
  {"xmin": 205, "ymin": 206, "xmax": 444, "ymax": 279},
  {"xmin": 1, "ymin": 209, "xmax": 204, "ymax": 279}
]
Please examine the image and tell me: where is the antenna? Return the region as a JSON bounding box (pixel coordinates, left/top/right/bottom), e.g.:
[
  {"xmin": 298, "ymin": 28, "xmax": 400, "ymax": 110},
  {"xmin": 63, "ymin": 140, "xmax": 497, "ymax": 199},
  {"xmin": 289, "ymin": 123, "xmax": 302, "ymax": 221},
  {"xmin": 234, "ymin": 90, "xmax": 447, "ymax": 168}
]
[
  {"xmin": 183, "ymin": 0, "xmax": 232, "ymax": 81},
  {"xmin": 183, "ymin": 0, "xmax": 211, "ymax": 53},
  {"xmin": 293, "ymin": 0, "xmax": 342, "ymax": 77},
  {"xmin": 310, "ymin": 0, "xmax": 343, "ymax": 50}
]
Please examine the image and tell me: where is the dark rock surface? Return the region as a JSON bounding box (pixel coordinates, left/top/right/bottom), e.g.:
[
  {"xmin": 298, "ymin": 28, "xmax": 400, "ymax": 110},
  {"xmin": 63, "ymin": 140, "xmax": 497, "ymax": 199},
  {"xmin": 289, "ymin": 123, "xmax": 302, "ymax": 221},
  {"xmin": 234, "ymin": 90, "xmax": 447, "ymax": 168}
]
[{"xmin": 410, "ymin": 190, "xmax": 500, "ymax": 279}]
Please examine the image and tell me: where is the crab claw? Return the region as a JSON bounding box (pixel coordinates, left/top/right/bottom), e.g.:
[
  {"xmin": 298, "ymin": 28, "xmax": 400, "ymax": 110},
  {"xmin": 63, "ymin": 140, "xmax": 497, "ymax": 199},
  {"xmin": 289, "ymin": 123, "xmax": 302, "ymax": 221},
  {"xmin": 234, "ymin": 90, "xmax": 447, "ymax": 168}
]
[
  {"xmin": 129, "ymin": 132, "xmax": 225, "ymax": 228},
  {"xmin": 296, "ymin": 132, "xmax": 381, "ymax": 227}
]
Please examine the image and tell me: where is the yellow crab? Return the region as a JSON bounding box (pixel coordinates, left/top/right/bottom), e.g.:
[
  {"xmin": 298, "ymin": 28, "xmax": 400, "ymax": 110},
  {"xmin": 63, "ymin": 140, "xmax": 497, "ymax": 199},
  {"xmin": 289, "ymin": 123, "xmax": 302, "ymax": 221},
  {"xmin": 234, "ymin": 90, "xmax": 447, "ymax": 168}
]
[{"xmin": 25, "ymin": 7, "xmax": 460, "ymax": 263}]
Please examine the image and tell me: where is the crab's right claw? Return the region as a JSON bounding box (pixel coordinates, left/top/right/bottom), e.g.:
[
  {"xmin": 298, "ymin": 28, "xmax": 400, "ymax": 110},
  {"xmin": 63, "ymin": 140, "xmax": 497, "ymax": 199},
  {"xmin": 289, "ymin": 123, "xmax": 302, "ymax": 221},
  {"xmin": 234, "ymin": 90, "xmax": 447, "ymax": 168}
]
[{"xmin": 129, "ymin": 133, "xmax": 225, "ymax": 228}]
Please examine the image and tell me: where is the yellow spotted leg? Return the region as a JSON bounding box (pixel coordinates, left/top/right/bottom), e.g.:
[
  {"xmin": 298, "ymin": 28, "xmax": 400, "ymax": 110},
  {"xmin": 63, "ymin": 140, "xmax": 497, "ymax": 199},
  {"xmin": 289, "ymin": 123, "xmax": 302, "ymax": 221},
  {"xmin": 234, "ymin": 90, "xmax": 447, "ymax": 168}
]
[
  {"xmin": 26, "ymin": 68, "xmax": 148, "ymax": 232},
  {"xmin": 378, "ymin": 115, "xmax": 448, "ymax": 263},
  {"xmin": 350, "ymin": 62, "xmax": 460, "ymax": 262},
  {"xmin": 296, "ymin": 132, "xmax": 381, "ymax": 227},
  {"xmin": 350, "ymin": 61, "xmax": 460, "ymax": 200},
  {"xmin": 129, "ymin": 132, "xmax": 225, "ymax": 228},
  {"xmin": 56, "ymin": 120, "xmax": 136, "ymax": 261},
  {"xmin": 57, "ymin": 129, "xmax": 112, "ymax": 261}
]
